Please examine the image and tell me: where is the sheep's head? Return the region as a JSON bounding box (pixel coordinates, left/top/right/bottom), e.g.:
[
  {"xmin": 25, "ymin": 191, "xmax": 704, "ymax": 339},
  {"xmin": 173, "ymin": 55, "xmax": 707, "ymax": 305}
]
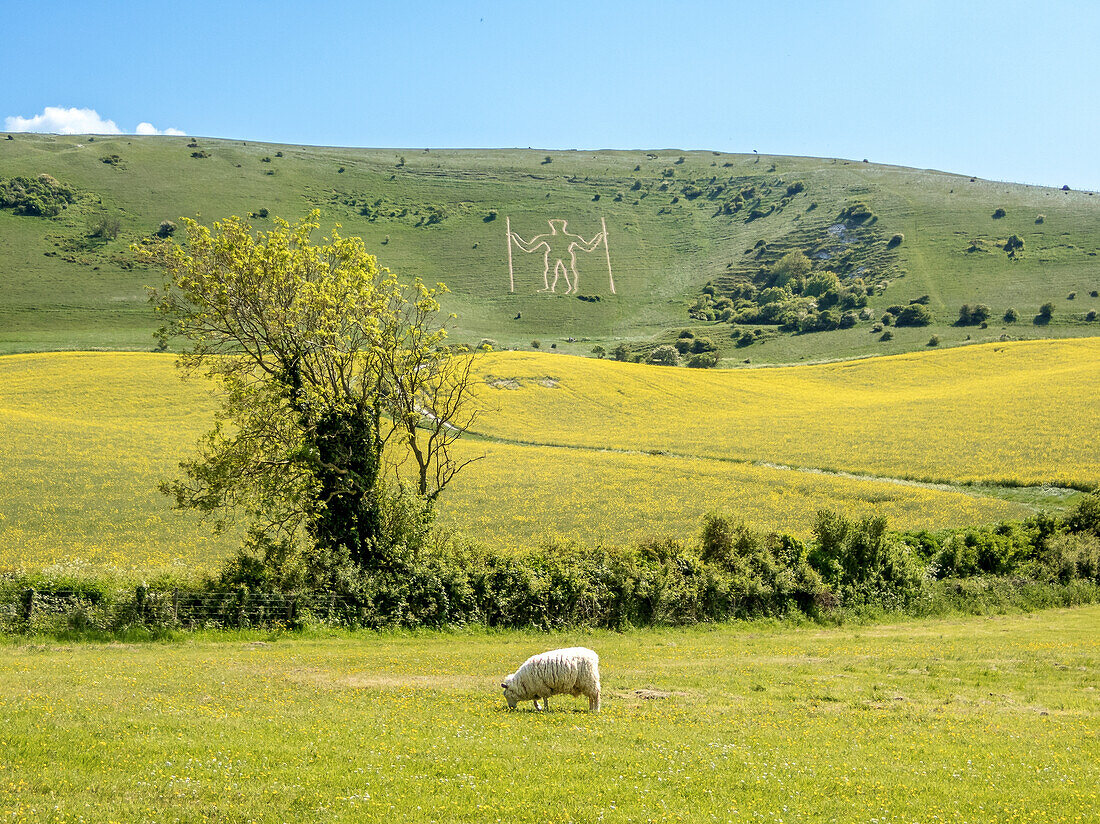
[{"xmin": 501, "ymin": 674, "xmax": 519, "ymax": 709}]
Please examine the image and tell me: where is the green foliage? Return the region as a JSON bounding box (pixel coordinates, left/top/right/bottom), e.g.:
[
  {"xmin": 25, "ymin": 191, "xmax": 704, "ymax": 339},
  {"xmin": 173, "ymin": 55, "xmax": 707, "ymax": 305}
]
[
  {"xmin": 647, "ymin": 345, "xmax": 680, "ymax": 366},
  {"xmin": 1004, "ymin": 307, "xmax": 1019, "ymax": 322},
  {"xmin": 1038, "ymin": 301, "xmax": 1055, "ymax": 320},
  {"xmin": 927, "ymin": 335, "xmax": 940, "ymax": 346},
  {"xmin": 87, "ymin": 212, "xmax": 121, "ymax": 240},
  {"xmin": 887, "ymin": 233, "xmax": 904, "ymax": 248},
  {"xmin": 895, "ymin": 303, "xmax": 934, "ymax": 326},
  {"xmin": 808, "ymin": 511, "xmax": 923, "ymax": 606},
  {"xmin": 992, "ymin": 207, "xmax": 1007, "ymax": 219},
  {"xmin": 0, "ymin": 174, "xmax": 75, "ymax": 217},
  {"xmin": 140, "ymin": 212, "xmax": 477, "ymax": 575},
  {"xmin": 957, "ymin": 303, "xmax": 991, "ymax": 325},
  {"xmin": 1004, "ymin": 234, "xmax": 1024, "ymax": 255},
  {"xmin": 155, "ymin": 220, "xmax": 177, "ymax": 238}
]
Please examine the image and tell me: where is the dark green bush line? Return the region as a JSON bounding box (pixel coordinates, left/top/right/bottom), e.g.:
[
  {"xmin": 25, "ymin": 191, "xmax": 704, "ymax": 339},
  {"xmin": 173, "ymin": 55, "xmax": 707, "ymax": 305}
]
[{"xmin": 3, "ymin": 493, "xmax": 1097, "ymax": 636}]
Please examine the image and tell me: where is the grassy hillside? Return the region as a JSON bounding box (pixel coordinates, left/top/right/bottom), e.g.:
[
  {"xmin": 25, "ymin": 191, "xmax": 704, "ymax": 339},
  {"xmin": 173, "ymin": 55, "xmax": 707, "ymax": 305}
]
[
  {"xmin": 3, "ymin": 609, "xmax": 1099, "ymax": 822},
  {"xmin": 2, "ymin": 133, "xmax": 1099, "ymax": 361},
  {"xmin": 8, "ymin": 343, "xmax": 1097, "ymax": 578}
]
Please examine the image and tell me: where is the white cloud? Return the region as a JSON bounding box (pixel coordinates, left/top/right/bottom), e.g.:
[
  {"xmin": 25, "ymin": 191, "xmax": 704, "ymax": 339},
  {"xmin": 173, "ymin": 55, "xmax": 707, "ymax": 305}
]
[
  {"xmin": 5, "ymin": 107, "xmax": 185, "ymax": 136},
  {"xmin": 5, "ymin": 106, "xmax": 122, "ymax": 135},
  {"xmin": 136, "ymin": 121, "xmax": 187, "ymax": 136}
]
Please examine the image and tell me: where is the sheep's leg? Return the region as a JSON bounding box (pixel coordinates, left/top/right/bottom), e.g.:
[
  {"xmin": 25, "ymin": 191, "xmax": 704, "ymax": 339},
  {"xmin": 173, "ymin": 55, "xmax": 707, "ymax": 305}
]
[
  {"xmin": 543, "ymin": 696, "xmax": 550, "ymax": 712},
  {"xmin": 590, "ymin": 692, "xmax": 600, "ymax": 712},
  {"xmin": 533, "ymin": 699, "xmax": 542, "ymax": 711}
]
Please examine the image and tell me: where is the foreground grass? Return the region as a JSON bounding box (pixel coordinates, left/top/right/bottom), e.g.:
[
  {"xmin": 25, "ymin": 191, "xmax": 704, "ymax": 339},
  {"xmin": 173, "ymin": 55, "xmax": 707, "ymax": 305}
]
[{"xmin": 2, "ymin": 607, "xmax": 1098, "ymax": 823}]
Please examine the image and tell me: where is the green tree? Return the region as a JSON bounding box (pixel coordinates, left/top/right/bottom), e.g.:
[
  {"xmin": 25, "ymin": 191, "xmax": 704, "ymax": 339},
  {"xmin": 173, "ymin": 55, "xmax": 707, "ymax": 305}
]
[{"xmin": 140, "ymin": 212, "xmax": 478, "ymax": 576}]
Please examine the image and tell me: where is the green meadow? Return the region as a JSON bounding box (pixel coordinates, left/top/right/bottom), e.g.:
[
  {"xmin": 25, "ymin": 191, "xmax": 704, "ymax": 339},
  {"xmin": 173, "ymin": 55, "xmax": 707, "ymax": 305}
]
[
  {"xmin": 3, "ymin": 133, "xmax": 1099, "ymax": 362},
  {"xmin": 2, "ymin": 607, "xmax": 1098, "ymax": 823}
]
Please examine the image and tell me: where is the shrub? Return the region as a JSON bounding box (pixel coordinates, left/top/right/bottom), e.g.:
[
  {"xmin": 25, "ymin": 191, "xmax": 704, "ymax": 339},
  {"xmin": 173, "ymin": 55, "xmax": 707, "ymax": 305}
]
[
  {"xmin": 531, "ymin": 340, "xmax": 540, "ymax": 349},
  {"xmin": 261, "ymin": 156, "xmax": 272, "ymax": 163},
  {"xmin": 1068, "ymin": 292, "xmax": 1076, "ymax": 300},
  {"xmin": 687, "ymin": 352, "xmax": 718, "ymax": 368},
  {"xmin": 880, "ymin": 311, "xmax": 894, "ymax": 326},
  {"xmin": 1038, "ymin": 302, "xmax": 1055, "ymax": 320},
  {"xmin": 337, "ymin": 166, "xmax": 345, "ymax": 173},
  {"xmin": 1003, "ymin": 235, "xmax": 1024, "ymax": 255},
  {"xmin": 992, "ymin": 207, "xmax": 1006, "ymax": 219},
  {"xmin": 958, "ymin": 303, "xmax": 991, "ymax": 325},
  {"xmin": 541, "ymin": 156, "xmax": 552, "ymax": 164},
  {"xmin": 1091, "ymin": 291, "xmax": 1099, "ymax": 298},
  {"xmin": 736, "ymin": 330, "xmax": 755, "ymax": 347},
  {"xmin": 611, "ymin": 344, "xmax": 630, "ymax": 362},
  {"xmin": 87, "ymin": 213, "xmax": 121, "ymax": 240},
  {"xmin": 191, "ymin": 150, "xmax": 210, "ymax": 159},
  {"xmin": 927, "ymin": 335, "xmax": 940, "ymax": 346},
  {"xmin": 647, "ymin": 345, "xmax": 680, "ymax": 366},
  {"xmin": 1086, "ymin": 311, "xmax": 1097, "ymax": 322},
  {"xmin": 275, "ymin": 151, "xmax": 283, "ymax": 158},
  {"xmin": 880, "ymin": 329, "xmax": 894, "ymax": 341},
  {"xmin": 1003, "ymin": 307, "xmax": 1019, "ymax": 322},
  {"xmin": 886, "ymin": 233, "xmax": 904, "ymax": 248},
  {"xmin": 690, "ymin": 336, "xmax": 716, "ymax": 354},
  {"xmin": 895, "ymin": 304, "xmax": 934, "ymax": 326},
  {"xmin": 0, "ymin": 174, "xmax": 76, "ymax": 217},
  {"xmin": 100, "ymin": 154, "xmax": 122, "ymax": 166},
  {"xmin": 155, "ymin": 220, "xmax": 177, "ymax": 238},
  {"xmin": 590, "ymin": 345, "xmax": 606, "ymax": 358},
  {"xmin": 1035, "ymin": 214, "xmax": 1045, "ymax": 224},
  {"xmin": 484, "ymin": 210, "xmax": 498, "ymax": 222}
]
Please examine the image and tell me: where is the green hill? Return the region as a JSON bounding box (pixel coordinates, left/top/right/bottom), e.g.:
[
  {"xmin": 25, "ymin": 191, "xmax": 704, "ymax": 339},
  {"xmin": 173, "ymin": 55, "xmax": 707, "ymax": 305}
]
[{"xmin": 2, "ymin": 132, "xmax": 1098, "ymax": 361}]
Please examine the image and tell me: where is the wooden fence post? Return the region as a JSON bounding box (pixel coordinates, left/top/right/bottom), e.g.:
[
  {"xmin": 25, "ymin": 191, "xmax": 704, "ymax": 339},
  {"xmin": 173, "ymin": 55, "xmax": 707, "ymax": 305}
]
[
  {"xmin": 135, "ymin": 584, "xmax": 148, "ymax": 622},
  {"xmin": 172, "ymin": 588, "xmax": 179, "ymax": 624},
  {"xmin": 21, "ymin": 588, "xmax": 35, "ymax": 621}
]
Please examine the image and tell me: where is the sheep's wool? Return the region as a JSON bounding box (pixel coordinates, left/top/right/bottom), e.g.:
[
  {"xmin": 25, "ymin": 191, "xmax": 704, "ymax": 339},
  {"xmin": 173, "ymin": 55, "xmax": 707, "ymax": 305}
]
[{"xmin": 501, "ymin": 647, "xmax": 601, "ymax": 712}]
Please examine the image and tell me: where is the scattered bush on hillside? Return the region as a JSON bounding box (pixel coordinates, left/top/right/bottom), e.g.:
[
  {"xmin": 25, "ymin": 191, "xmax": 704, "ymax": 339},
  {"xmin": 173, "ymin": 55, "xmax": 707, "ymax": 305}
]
[
  {"xmin": 1091, "ymin": 291, "xmax": 1098, "ymax": 298},
  {"xmin": 927, "ymin": 335, "xmax": 940, "ymax": 346},
  {"xmin": 155, "ymin": 220, "xmax": 177, "ymax": 238},
  {"xmin": 484, "ymin": 210, "xmax": 498, "ymax": 222},
  {"xmin": 1087, "ymin": 311, "xmax": 1097, "ymax": 322},
  {"xmin": 87, "ymin": 212, "xmax": 121, "ymax": 241},
  {"xmin": 895, "ymin": 304, "xmax": 934, "ymax": 326},
  {"xmin": 1004, "ymin": 307, "xmax": 1019, "ymax": 322},
  {"xmin": 880, "ymin": 329, "xmax": 894, "ymax": 341},
  {"xmin": 687, "ymin": 352, "xmax": 718, "ymax": 368},
  {"xmin": 957, "ymin": 304, "xmax": 991, "ymax": 325},
  {"xmin": 100, "ymin": 154, "xmax": 123, "ymax": 166},
  {"xmin": 839, "ymin": 202, "xmax": 875, "ymax": 224},
  {"xmin": 261, "ymin": 156, "xmax": 272, "ymax": 163},
  {"xmin": 590, "ymin": 345, "xmax": 606, "ymax": 358},
  {"xmin": 1003, "ymin": 234, "xmax": 1024, "ymax": 257},
  {"xmin": 1037, "ymin": 302, "xmax": 1055, "ymax": 322},
  {"xmin": 191, "ymin": 150, "xmax": 210, "ymax": 159},
  {"xmin": 611, "ymin": 344, "xmax": 630, "ymax": 362},
  {"xmin": 1068, "ymin": 292, "xmax": 1076, "ymax": 300},
  {"xmin": 647, "ymin": 345, "xmax": 680, "ymax": 366},
  {"xmin": 1035, "ymin": 214, "xmax": 1044, "ymax": 224},
  {"xmin": 992, "ymin": 208, "xmax": 1007, "ymax": 219},
  {"xmin": 0, "ymin": 175, "xmax": 76, "ymax": 217},
  {"xmin": 887, "ymin": 233, "xmax": 904, "ymax": 248}
]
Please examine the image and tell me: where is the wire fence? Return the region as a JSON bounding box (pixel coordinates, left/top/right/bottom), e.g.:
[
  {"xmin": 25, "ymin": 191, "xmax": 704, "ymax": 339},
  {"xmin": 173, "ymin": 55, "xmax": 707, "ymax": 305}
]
[{"xmin": 0, "ymin": 586, "xmax": 375, "ymax": 633}]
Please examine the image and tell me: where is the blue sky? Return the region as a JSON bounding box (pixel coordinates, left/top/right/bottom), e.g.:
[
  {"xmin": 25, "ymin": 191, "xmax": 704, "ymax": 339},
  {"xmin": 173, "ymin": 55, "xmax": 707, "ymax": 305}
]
[{"xmin": 4, "ymin": 0, "xmax": 1099, "ymax": 190}]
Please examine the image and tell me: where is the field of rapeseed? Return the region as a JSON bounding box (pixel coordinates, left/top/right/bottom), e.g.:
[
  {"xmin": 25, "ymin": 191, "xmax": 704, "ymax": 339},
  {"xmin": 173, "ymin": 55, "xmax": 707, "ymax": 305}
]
[
  {"xmin": 1, "ymin": 606, "xmax": 1097, "ymax": 822},
  {"xmin": 4, "ymin": 342, "xmax": 1091, "ymax": 576},
  {"xmin": 470, "ymin": 337, "xmax": 1100, "ymax": 490}
]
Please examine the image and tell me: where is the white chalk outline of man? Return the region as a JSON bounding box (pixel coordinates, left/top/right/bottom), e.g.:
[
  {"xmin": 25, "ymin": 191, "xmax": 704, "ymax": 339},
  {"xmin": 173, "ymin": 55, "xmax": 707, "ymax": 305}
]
[{"xmin": 508, "ymin": 218, "xmax": 611, "ymax": 294}]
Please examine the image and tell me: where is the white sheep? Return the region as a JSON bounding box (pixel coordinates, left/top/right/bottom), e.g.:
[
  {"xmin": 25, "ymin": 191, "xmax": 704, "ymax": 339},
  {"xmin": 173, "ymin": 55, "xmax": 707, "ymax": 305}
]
[{"xmin": 501, "ymin": 647, "xmax": 601, "ymax": 712}]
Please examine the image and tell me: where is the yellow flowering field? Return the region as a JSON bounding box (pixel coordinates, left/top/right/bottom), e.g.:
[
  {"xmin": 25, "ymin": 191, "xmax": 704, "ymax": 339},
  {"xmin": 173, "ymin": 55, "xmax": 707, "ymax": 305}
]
[
  {"xmin": 436, "ymin": 440, "xmax": 1032, "ymax": 546},
  {"xmin": 2, "ymin": 607, "xmax": 1098, "ymax": 822},
  {"xmin": 1, "ymin": 351, "xmax": 1038, "ymax": 577},
  {"xmin": 470, "ymin": 338, "xmax": 1100, "ymax": 489},
  {"xmin": 0, "ymin": 352, "xmax": 232, "ymax": 578}
]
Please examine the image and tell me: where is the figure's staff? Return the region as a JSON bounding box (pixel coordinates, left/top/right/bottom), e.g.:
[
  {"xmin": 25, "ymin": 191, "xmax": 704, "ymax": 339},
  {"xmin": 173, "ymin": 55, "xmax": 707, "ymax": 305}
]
[
  {"xmin": 602, "ymin": 216, "xmax": 615, "ymax": 294},
  {"xmin": 506, "ymin": 215, "xmax": 515, "ymax": 293}
]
